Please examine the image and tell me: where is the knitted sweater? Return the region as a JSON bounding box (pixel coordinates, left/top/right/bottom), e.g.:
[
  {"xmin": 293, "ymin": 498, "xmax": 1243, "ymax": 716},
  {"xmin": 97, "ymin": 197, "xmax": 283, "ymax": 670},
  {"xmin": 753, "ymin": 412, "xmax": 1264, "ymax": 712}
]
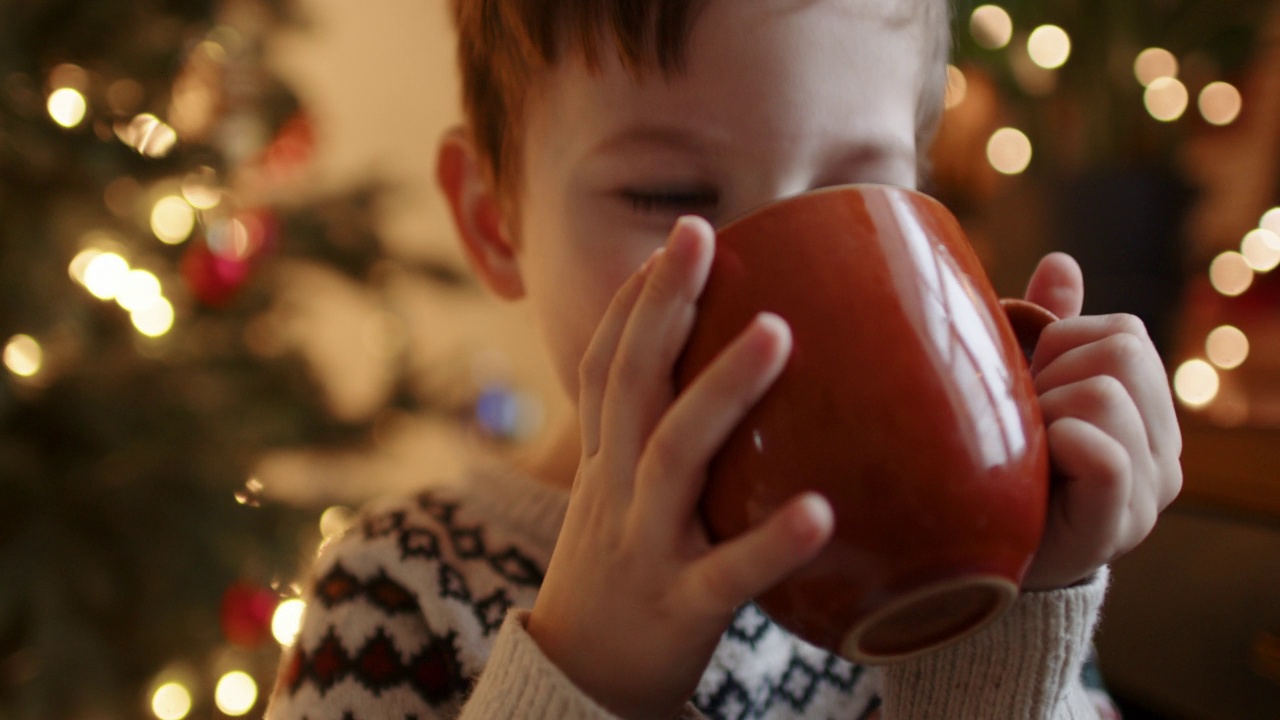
[{"xmin": 265, "ymin": 460, "xmax": 1113, "ymax": 719}]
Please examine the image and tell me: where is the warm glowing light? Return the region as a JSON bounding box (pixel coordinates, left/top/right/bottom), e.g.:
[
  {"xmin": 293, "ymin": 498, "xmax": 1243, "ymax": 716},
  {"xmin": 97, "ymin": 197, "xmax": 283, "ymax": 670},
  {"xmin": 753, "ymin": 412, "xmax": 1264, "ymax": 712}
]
[
  {"xmin": 83, "ymin": 252, "xmax": 130, "ymax": 300},
  {"xmin": 131, "ymin": 297, "xmax": 175, "ymax": 338},
  {"xmin": 47, "ymin": 88, "xmax": 87, "ymax": 128},
  {"xmin": 4, "ymin": 335, "xmax": 43, "ymax": 377},
  {"xmin": 1027, "ymin": 25, "xmax": 1071, "ymax": 69},
  {"xmin": 1133, "ymin": 48, "xmax": 1178, "ymax": 87},
  {"xmin": 1199, "ymin": 82, "xmax": 1242, "ymax": 126},
  {"xmin": 1241, "ymin": 228, "xmax": 1280, "ymax": 272},
  {"xmin": 319, "ymin": 506, "xmax": 355, "ymax": 539},
  {"xmin": 117, "ymin": 113, "xmax": 178, "ymax": 157},
  {"xmin": 116, "ymin": 269, "xmax": 163, "ymax": 312},
  {"xmin": 970, "ymin": 5, "xmax": 1013, "ymax": 49},
  {"xmin": 1260, "ymin": 207, "xmax": 1280, "ymax": 236},
  {"xmin": 69, "ymin": 248, "xmax": 104, "ymax": 285},
  {"xmin": 986, "ymin": 127, "xmax": 1032, "ymax": 175},
  {"xmin": 1144, "ymin": 77, "xmax": 1189, "ymax": 122},
  {"xmin": 182, "ymin": 168, "xmax": 222, "ymax": 209},
  {"xmin": 1173, "ymin": 359, "xmax": 1220, "ymax": 407},
  {"xmin": 944, "ymin": 65, "xmax": 968, "ymax": 109},
  {"xmin": 1208, "ymin": 251, "xmax": 1253, "ymax": 296},
  {"xmin": 151, "ymin": 682, "xmax": 192, "ymax": 720},
  {"xmin": 272, "ymin": 598, "xmax": 306, "ymax": 646},
  {"xmin": 151, "ymin": 196, "xmax": 196, "ymax": 244},
  {"xmin": 1206, "ymin": 325, "xmax": 1249, "ymax": 370},
  {"xmin": 214, "ymin": 671, "xmax": 258, "ymax": 716}
]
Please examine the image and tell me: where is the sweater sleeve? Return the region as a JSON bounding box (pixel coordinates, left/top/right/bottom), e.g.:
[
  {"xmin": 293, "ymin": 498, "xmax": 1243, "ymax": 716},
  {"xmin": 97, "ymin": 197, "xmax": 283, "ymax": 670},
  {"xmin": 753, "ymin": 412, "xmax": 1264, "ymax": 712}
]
[
  {"xmin": 879, "ymin": 567, "xmax": 1109, "ymax": 719},
  {"xmin": 463, "ymin": 610, "xmax": 708, "ymax": 720}
]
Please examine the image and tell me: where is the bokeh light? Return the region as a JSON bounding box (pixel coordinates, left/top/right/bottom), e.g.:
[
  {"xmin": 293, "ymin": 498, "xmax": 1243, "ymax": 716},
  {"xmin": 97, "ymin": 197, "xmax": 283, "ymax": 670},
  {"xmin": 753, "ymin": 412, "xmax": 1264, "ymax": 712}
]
[
  {"xmin": 69, "ymin": 248, "xmax": 104, "ymax": 285},
  {"xmin": 986, "ymin": 127, "xmax": 1032, "ymax": 175},
  {"xmin": 319, "ymin": 506, "xmax": 355, "ymax": 539},
  {"xmin": 151, "ymin": 682, "xmax": 192, "ymax": 720},
  {"xmin": 117, "ymin": 113, "xmax": 178, "ymax": 157},
  {"xmin": 1173, "ymin": 359, "xmax": 1220, "ymax": 408},
  {"xmin": 1144, "ymin": 77, "xmax": 1189, "ymax": 122},
  {"xmin": 1205, "ymin": 326, "xmax": 1249, "ymax": 370},
  {"xmin": 1133, "ymin": 48, "xmax": 1178, "ymax": 87},
  {"xmin": 116, "ymin": 269, "xmax": 163, "ymax": 312},
  {"xmin": 182, "ymin": 167, "xmax": 223, "ymax": 209},
  {"xmin": 83, "ymin": 252, "xmax": 130, "ymax": 300},
  {"xmin": 4, "ymin": 335, "xmax": 43, "ymax": 378},
  {"xmin": 151, "ymin": 196, "xmax": 196, "ymax": 244},
  {"xmin": 1208, "ymin": 251, "xmax": 1253, "ymax": 296},
  {"xmin": 944, "ymin": 64, "xmax": 968, "ymax": 109},
  {"xmin": 1260, "ymin": 207, "xmax": 1280, "ymax": 236},
  {"xmin": 131, "ymin": 297, "xmax": 175, "ymax": 338},
  {"xmin": 970, "ymin": 5, "xmax": 1013, "ymax": 49},
  {"xmin": 272, "ymin": 598, "xmax": 306, "ymax": 646},
  {"xmin": 1027, "ymin": 25, "xmax": 1071, "ymax": 69},
  {"xmin": 1198, "ymin": 81, "xmax": 1242, "ymax": 126},
  {"xmin": 1241, "ymin": 228, "xmax": 1280, "ymax": 272},
  {"xmin": 47, "ymin": 87, "xmax": 87, "ymax": 128},
  {"xmin": 214, "ymin": 671, "xmax": 258, "ymax": 716}
]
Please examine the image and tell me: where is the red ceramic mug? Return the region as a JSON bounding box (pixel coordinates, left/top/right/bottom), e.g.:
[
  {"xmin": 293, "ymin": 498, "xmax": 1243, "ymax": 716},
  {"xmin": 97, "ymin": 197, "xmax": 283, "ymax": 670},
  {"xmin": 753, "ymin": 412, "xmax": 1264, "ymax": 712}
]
[{"xmin": 675, "ymin": 184, "xmax": 1057, "ymax": 664}]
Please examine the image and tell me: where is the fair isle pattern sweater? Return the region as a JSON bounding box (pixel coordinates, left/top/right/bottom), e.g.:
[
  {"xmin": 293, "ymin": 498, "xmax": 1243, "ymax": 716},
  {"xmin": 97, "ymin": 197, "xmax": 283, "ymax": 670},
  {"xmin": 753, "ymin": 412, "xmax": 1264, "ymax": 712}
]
[{"xmin": 265, "ymin": 461, "xmax": 1113, "ymax": 720}]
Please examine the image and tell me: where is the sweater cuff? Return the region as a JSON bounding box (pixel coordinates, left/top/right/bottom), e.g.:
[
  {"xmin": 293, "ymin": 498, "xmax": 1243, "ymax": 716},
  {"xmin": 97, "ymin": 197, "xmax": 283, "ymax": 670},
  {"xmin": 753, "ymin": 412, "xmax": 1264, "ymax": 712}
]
[
  {"xmin": 463, "ymin": 610, "xmax": 707, "ymax": 720},
  {"xmin": 881, "ymin": 566, "xmax": 1109, "ymax": 719}
]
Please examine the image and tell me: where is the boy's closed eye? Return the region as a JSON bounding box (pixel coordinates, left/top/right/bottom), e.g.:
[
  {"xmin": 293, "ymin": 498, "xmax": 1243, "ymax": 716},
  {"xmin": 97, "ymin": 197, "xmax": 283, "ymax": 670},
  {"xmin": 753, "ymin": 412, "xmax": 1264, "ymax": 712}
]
[{"xmin": 620, "ymin": 188, "xmax": 719, "ymax": 217}]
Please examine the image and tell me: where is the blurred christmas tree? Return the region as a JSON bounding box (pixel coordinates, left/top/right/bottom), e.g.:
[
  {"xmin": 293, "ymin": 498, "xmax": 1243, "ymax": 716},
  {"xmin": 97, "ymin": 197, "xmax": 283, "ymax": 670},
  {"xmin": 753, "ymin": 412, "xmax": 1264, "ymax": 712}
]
[{"xmin": 0, "ymin": 0, "xmax": 471, "ymax": 716}]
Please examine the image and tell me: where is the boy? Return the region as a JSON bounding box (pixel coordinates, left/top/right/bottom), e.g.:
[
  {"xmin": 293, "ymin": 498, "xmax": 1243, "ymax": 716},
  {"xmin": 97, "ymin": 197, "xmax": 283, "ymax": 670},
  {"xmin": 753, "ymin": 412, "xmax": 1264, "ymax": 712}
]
[{"xmin": 267, "ymin": 1, "xmax": 1181, "ymax": 717}]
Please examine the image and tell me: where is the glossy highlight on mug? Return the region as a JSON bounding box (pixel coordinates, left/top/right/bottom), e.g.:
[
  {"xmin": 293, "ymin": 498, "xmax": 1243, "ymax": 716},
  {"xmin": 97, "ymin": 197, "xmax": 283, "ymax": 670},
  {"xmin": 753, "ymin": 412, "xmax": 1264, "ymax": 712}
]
[{"xmin": 676, "ymin": 184, "xmax": 1053, "ymax": 664}]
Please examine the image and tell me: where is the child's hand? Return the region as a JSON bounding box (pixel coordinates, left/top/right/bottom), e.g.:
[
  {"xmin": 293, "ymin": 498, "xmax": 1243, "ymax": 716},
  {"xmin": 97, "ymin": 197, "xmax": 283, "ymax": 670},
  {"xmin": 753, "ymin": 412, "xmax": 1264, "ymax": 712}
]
[
  {"xmin": 1019, "ymin": 253, "xmax": 1182, "ymax": 590},
  {"xmin": 527, "ymin": 216, "xmax": 833, "ymax": 719}
]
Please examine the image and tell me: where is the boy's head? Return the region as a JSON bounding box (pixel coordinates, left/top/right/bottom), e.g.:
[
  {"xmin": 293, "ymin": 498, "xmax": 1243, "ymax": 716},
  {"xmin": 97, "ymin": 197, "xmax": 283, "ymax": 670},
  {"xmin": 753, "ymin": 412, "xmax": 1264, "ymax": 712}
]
[
  {"xmin": 438, "ymin": 0, "xmax": 952, "ymax": 400},
  {"xmin": 448, "ymin": 0, "xmax": 951, "ymax": 200}
]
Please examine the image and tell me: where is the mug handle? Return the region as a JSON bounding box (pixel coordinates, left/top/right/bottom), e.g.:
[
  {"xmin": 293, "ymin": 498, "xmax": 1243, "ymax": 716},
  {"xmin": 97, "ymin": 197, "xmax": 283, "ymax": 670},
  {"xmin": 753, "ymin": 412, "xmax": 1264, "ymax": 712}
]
[{"xmin": 999, "ymin": 298, "xmax": 1059, "ymax": 366}]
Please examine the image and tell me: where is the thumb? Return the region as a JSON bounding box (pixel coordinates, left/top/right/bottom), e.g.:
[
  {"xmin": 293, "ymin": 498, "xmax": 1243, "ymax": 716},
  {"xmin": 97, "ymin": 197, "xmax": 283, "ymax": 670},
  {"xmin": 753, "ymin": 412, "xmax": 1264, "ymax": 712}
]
[{"xmin": 1024, "ymin": 252, "xmax": 1084, "ymax": 320}]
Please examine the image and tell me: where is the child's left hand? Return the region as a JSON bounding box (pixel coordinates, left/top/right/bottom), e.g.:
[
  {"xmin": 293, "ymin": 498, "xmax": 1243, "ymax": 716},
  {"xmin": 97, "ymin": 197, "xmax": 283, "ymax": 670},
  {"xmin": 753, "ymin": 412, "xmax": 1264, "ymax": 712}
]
[{"xmin": 1018, "ymin": 252, "xmax": 1183, "ymax": 591}]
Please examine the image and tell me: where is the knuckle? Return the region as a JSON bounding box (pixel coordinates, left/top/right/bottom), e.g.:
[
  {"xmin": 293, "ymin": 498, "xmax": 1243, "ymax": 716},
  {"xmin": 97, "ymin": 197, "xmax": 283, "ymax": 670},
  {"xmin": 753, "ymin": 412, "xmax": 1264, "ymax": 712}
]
[
  {"xmin": 1078, "ymin": 375, "xmax": 1128, "ymax": 415},
  {"xmin": 1100, "ymin": 331, "xmax": 1146, "ymax": 368},
  {"xmin": 1106, "ymin": 312, "xmax": 1150, "ymax": 340}
]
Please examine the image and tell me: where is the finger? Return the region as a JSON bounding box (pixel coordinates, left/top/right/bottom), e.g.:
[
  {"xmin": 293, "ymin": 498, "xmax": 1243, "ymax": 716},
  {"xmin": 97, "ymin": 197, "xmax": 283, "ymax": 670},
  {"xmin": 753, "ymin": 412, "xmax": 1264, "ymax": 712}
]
[
  {"xmin": 634, "ymin": 312, "xmax": 792, "ymax": 537},
  {"xmin": 1031, "ymin": 315, "xmax": 1180, "ymax": 466},
  {"xmin": 600, "ymin": 216, "xmax": 715, "ymax": 463},
  {"xmin": 1023, "ymin": 252, "xmax": 1084, "ymax": 320},
  {"xmin": 1038, "ymin": 375, "xmax": 1151, "ymax": 484},
  {"xmin": 578, "ymin": 249, "xmax": 663, "ymax": 458},
  {"xmin": 1023, "ymin": 417, "xmax": 1129, "ymax": 590},
  {"xmin": 682, "ymin": 492, "xmax": 833, "ymax": 616}
]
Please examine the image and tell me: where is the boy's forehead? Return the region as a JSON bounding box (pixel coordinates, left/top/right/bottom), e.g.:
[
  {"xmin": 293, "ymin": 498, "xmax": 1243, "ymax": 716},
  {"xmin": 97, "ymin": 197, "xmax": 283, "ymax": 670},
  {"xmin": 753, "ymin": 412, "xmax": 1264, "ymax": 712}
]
[{"xmin": 526, "ymin": 0, "xmax": 925, "ymax": 176}]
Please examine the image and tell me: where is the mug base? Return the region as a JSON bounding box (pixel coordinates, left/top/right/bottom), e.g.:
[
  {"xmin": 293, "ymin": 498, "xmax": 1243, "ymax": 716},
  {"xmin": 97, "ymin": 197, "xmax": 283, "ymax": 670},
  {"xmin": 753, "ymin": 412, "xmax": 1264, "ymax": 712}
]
[{"xmin": 838, "ymin": 575, "xmax": 1018, "ymax": 664}]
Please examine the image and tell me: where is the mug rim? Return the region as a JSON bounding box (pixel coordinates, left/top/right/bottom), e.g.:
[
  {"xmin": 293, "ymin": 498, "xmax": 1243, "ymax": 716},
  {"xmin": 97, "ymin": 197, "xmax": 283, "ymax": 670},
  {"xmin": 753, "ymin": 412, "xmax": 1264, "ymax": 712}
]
[{"xmin": 715, "ymin": 183, "xmax": 949, "ymax": 236}]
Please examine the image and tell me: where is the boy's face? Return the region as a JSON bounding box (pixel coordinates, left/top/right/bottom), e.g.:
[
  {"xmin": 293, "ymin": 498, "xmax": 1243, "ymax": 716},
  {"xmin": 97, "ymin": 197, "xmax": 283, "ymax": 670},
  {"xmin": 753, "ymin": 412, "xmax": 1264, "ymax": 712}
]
[{"xmin": 510, "ymin": 0, "xmax": 928, "ymax": 399}]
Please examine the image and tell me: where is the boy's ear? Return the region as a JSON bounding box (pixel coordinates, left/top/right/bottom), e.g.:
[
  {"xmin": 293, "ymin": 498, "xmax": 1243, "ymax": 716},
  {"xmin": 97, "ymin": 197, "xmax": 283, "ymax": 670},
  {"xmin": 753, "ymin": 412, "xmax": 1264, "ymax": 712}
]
[{"xmin": 436, "ymin": 126, "xmax": 524, "ymax": 300}]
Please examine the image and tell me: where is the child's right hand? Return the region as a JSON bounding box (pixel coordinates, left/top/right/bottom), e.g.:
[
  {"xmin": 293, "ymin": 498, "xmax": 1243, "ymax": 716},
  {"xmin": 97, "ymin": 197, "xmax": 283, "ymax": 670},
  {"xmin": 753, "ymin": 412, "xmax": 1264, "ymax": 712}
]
[{"xmin": 526, "ymin": 216, "xmax": 834, "ymax": 720}]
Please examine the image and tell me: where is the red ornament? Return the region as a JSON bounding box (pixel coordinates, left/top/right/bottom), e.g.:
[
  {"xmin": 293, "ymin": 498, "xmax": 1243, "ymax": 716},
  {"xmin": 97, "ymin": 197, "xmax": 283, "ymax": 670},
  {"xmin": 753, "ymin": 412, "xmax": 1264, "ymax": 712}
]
[
  {"xmin": 181, "ymin": 239, "xmax": 251, "ymax": 307},
  {"xmin": 220, "ymin": 582, "xmax": 279, "ymax": 648}
]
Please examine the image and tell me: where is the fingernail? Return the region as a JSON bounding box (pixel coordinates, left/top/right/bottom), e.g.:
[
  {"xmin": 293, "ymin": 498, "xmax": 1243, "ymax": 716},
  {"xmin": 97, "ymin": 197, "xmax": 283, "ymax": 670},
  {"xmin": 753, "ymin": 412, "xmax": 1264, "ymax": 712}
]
[
  {"xmin": 794, "ymin": 492, "xmax": 834, "ymax": 539},
  {"xmin": 640, "ymin": 247, "xmax": 665, "ymax": 274}
]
